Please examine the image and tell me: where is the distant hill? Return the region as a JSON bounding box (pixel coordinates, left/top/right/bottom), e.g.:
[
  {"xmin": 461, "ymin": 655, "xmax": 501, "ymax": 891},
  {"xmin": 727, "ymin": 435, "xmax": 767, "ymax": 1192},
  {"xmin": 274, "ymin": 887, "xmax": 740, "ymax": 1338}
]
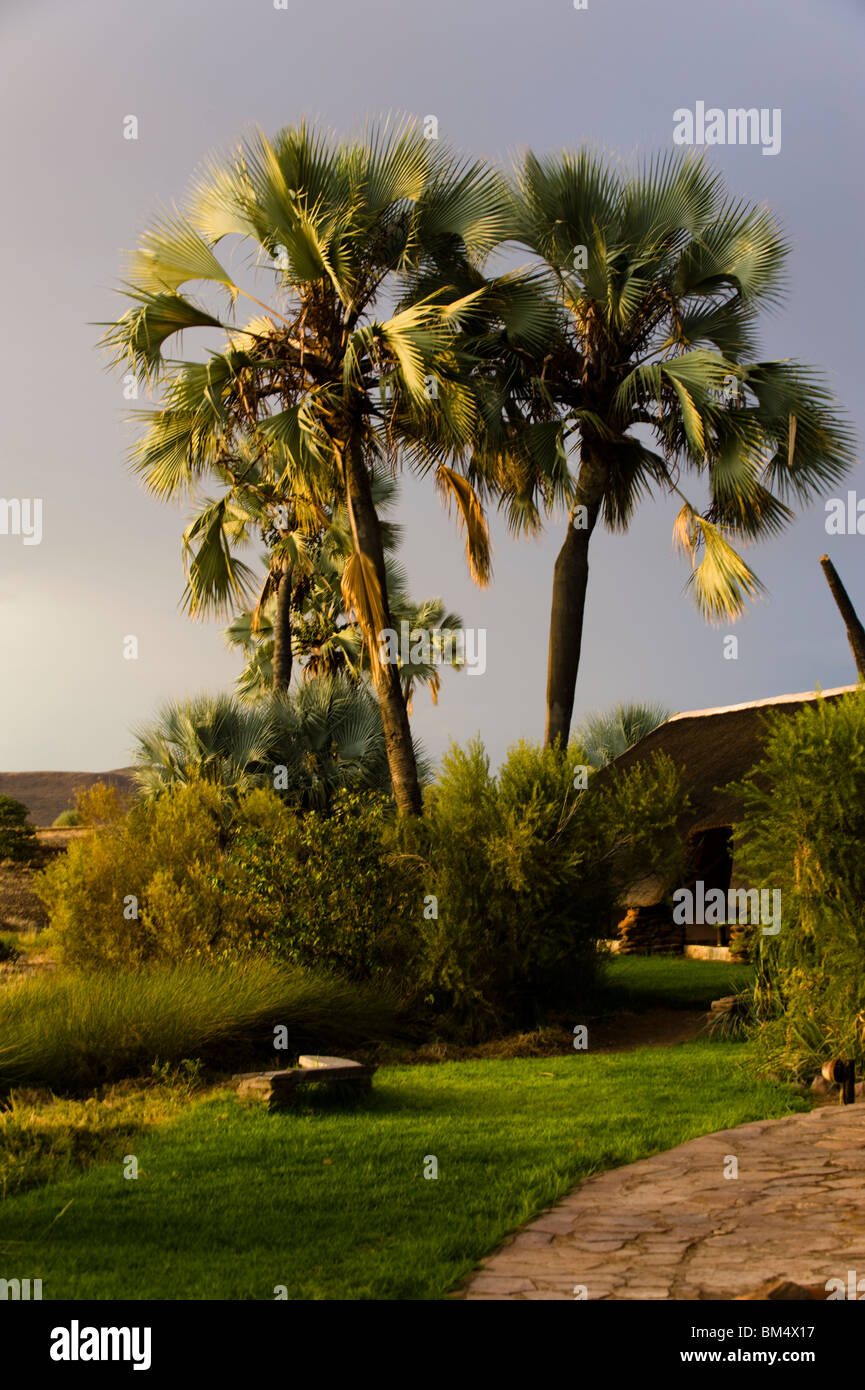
[{"xmin": 0, "ymin": 769, "xmax": 137, "ymax": 827}]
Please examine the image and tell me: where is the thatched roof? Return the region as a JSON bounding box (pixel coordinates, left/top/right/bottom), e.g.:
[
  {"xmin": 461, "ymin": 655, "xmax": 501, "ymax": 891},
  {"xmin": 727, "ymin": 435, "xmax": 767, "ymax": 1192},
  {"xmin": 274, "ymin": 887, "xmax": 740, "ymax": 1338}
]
[{"xmin": 596, "ymin": 685, "xmax": 858, "ymax": 836}]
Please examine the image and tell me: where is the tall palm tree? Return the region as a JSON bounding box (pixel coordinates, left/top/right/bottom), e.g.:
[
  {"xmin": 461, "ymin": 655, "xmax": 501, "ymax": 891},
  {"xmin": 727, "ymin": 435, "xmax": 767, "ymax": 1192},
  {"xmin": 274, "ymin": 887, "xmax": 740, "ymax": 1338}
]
[
  {"xmin": 503, "ymin": 149, "xmax": 855, "ymax": 748},
  {"xmin": 102, "ymin": 118, "xmax": 507, "ymax": 815}
]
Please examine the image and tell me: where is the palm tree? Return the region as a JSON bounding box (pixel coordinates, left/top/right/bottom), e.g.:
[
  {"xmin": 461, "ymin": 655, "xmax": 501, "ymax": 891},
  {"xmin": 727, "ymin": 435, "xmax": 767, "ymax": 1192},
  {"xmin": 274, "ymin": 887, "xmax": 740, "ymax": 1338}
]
[
  {"xmin": 102, "ymin": 118, "xmax": 507, "ymax": 814},
  {"xmin": 132, "ymin": 676, "xmax": 409, "ymax": 811},
  {"xmin": 503, "ymin": 149, "xmax": 856, "ymax": 748},
  {"xmin": 179, "ymin": 434, "xmax": 328, "ymax": 695},
  {"xmin": 577, "ymin": 700, "xmax": 670, "ymax": 769},
  {"xmin": 223, "ymin": 477, "xmax": 465, "ymax": 709}
]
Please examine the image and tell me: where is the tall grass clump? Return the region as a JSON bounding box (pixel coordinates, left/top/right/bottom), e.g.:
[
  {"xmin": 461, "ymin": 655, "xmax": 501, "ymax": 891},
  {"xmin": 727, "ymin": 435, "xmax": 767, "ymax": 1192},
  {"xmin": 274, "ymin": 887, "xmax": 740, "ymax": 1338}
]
[{"xmin": 0, "ymin": 960, "xmax": 402, "ymax": 1093}]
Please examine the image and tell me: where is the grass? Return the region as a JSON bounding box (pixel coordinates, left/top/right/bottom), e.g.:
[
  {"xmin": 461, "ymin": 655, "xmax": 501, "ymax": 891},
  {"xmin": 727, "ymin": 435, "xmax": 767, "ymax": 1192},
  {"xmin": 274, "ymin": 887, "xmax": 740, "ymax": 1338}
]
[
  {"xmin": 0, "ymin": 961, "xmax": 403, "ymax": 1093},
  {"xmin": 0, "ymin": 1071, "xmax": 200, "ymax": 1201},
  {"xmin": 0, "ymin": 1040, "xmax": 805, "ymax": 1300},
  {"xmin": 598, "ymin": 954, "xmax": 753, "ymax": 1012}
]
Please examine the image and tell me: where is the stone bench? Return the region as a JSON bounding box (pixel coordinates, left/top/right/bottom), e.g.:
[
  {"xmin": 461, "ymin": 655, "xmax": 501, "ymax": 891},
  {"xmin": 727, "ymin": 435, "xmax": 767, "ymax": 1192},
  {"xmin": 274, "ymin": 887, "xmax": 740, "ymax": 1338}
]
[{"xmin": 233, "ymin": 1055, "xmax": 376, "ymax": 1109}]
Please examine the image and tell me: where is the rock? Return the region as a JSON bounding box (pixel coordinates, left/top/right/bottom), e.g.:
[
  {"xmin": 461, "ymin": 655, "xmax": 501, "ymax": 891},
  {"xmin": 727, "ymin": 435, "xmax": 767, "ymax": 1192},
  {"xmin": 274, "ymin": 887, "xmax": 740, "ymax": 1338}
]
[
  {"xmin": 811, "ymin": 1074, "xmax": 835, "ymax": 1094},
  {"xmin": 736, "ymin": 1279, "xmax": 827, "ymax": 1301}
]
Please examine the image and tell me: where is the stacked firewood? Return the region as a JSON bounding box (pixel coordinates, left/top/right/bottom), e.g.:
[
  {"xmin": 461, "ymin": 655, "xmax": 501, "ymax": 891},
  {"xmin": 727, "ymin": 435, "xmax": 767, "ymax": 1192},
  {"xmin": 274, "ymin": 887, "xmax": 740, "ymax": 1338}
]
[{"xmin": 615, "ymin": 904, "xmax": 684, "ymax": 955}]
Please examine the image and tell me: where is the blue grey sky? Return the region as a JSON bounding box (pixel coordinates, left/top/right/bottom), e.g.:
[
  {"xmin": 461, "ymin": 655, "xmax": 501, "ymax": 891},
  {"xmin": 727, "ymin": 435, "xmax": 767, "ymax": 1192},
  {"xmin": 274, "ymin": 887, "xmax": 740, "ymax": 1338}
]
[{"xmin": 1, "ymin": 0, "xmax": 862, "ymax": 771}]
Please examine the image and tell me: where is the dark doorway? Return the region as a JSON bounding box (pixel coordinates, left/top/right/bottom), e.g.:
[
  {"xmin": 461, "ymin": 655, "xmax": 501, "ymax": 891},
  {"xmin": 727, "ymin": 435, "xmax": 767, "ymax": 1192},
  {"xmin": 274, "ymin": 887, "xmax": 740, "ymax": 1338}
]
[{"xmin": 685, "ymin": 826, "xmax": 734, "ymax": 946}]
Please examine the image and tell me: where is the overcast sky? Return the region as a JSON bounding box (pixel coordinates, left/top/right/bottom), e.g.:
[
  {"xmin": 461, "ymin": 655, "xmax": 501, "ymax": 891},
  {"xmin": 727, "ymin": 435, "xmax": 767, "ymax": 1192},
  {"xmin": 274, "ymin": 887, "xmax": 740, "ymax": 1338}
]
[{"xmin": 0, "ymin": 0, "xmax": 862, "ymax": 771}]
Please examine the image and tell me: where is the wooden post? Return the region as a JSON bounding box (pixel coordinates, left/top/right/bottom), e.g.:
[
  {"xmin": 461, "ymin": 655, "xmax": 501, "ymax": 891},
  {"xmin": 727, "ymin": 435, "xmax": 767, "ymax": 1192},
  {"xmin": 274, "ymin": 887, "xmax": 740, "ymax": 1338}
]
[{"xmin": 819, "ymin": 556, "xmax": 865, "ymax": 680}]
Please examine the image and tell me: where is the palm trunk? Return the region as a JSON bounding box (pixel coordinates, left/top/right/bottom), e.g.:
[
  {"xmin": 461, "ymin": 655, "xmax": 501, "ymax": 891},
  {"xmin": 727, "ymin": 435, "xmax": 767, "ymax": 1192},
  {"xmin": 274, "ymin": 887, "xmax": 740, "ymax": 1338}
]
[
  {"xmin": 819, "ymin": 555, "xmax": 865, "ymax": 680},
  {"xmin": 344, "ymin": 439, "xmax": 423, "ymax": 816},
  {"xmin": 544, "ymin": 450, "xmax": 606, "ymax": 749},
  {"xmin": 272, "ymin": 559, "xmax": 293, "ymax": 692}
]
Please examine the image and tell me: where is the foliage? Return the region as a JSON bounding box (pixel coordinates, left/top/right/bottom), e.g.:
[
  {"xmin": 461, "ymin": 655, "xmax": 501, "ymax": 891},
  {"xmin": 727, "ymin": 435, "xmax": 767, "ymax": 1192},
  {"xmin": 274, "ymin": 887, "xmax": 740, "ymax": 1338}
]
[
  {"xmin": 0, "ymin": 932, "xmax": 22, "ymax": 965},
  {"xmin": 577, "ymin": 700, "xmax": 670, "ymax": 768},
  {"xmin": 409, "ymin": 738, "xmax": 687, "ymax": 1037},
  {"xmin": 498, "ymin": 149, "xmax": 856, "ymax": 623},
  {"xmin": 0, "ymin": 959, "xmax": 402, "ymax": 1093},
  {"xmin": 131, "ymin": 676, "xmax": 408, "ymax": 809},
  {"xmin": 587, "ymin": 750, "xmax": 690, "ymax": 895},
  {"xmin": 0, "ymin": 795, "xmax": 37, "ymax": 862},
  {"xmin": 224, "ymin": 477, "xmax": 465, "ymax": 710},
  {"xmin": 72, "ymin": 782, "xmax": 127, "ymax": 825},
  {"xmin": 228, "ymin": 791, "xmax": 421, "ymax": 983},
  {"xmin": 52, "ymin": 810, "xmax": 82, "ymax": 828},
  {"xmin": 729, "ymin": 689, "xmax": 865, "ymax": 1076},
  {"xmin": 34, "ymin": 781, "xmax": 274, "ymax": 969}
]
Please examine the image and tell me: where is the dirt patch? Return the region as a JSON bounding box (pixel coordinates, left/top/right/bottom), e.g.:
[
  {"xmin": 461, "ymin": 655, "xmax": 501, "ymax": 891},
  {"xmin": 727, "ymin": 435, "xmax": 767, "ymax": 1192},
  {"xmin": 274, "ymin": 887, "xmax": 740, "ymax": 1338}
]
[
  {"xmin": 0, "ymin": 828, "xmax": 90, "ymax": 934},
  {"xmin": 378, "ymin": 1008, "xmax": 709, "ymax": 1064}
]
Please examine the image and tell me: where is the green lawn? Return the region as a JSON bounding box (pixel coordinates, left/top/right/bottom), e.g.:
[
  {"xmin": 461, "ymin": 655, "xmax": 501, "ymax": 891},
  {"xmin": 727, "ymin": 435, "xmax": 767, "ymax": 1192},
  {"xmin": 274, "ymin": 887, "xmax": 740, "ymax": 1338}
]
[
  {"xmin": 1, "ymin": 1040, "xmax": 803, "ymax": 1301},
  {"xmin": 599, "ymin": 955, "xmax": 753, "ymax": 1011}
]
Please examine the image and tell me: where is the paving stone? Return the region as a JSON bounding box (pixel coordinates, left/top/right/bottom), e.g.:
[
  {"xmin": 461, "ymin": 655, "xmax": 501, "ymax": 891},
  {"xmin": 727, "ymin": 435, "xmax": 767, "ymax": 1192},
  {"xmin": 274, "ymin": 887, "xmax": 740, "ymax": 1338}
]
[{"xmin": 459, "ymin": 1105, "xmax": 865, "ymax": 1302}]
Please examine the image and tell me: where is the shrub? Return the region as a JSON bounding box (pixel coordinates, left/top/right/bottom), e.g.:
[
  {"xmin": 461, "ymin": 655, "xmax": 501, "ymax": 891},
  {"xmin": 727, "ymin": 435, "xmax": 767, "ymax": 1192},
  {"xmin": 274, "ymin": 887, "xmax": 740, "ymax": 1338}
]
[
  {"xmin": 35, "ymin": 781, "xmax": 276, "ymax": 969},
  {"xmin": 0, "ymin": 933, "xmax": 22, "ymax": 965},
  {"xmin": 0, "ymin": 959, "xmax": 403, "ymax": 1093},
  {"xmin": 72, "ymin": 782, "xmax": 127, "ymax": 825},
  {"xmin": 410, "ymin": 738, "xmax": 687, "ymax": 1038},
  {"xmin": 730, "ymin": 688, "xmax": 865, "ymax": 1077},
  {"xmin": 52, "ymin": 810, "xmax": 82, "ymax": 828},
  {"xmin": 0, "ymin": 796, "xmax": 37, "ymax": 862},
  {"xmin": 228, "ymin": 790, "xmax": 421, "ymax": 983}
]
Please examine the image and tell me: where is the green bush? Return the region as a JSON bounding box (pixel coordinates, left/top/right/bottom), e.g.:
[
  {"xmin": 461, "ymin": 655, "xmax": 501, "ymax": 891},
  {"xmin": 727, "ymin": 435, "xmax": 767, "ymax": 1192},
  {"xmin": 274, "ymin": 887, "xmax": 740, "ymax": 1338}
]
[
  {"xmin": 228, "ymin": 791, "xmax": 421, "ymax": 983},
  {"xmin": 0, "ymin": 932, "xmax": 22, "ymax": 965},
  {"xmin": 35, "ymin": 780, "xmax": 277, "ymax": 969},
  {"xmin": 52, "ymin": 810, "xmax": 82, "ymax": 828},
  {"xmin": 730, "ymin": 688, "xmax": 865, "ymax": 1077},
  {"xmin": 410, "ymin": 738, "xmax": 687, "ymax": 1038},
  {"xmin": 0, "ymin": 796, "xmax": 37, "ymax": 862},
  {"xmin": 34, "ymin": 737, "xmax": 686, "ymax": 1039},
  {"xmin": 0, "ymin": 959, "xmax": 402, "ymax": 1093}
]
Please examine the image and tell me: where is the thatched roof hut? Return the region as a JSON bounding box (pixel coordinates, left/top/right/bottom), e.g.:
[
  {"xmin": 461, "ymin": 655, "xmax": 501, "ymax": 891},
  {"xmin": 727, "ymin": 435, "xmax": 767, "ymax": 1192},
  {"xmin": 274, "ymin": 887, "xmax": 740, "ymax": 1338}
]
[
  {"xmin": 596, "ymin": 685, "xmax": 858, "ymax": 835},
  {"xmin": 596, "ymin": 684, "xmax": 858, "ymax": 949}
]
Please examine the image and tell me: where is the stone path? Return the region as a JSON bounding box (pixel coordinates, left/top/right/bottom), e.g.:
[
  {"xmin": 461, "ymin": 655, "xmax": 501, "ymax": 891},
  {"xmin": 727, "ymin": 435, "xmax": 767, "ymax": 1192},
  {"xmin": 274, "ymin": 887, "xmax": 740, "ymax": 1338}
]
[{"xmin": 461, "ymin": 1103, "xmax": 865, "ymax": 1300}]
